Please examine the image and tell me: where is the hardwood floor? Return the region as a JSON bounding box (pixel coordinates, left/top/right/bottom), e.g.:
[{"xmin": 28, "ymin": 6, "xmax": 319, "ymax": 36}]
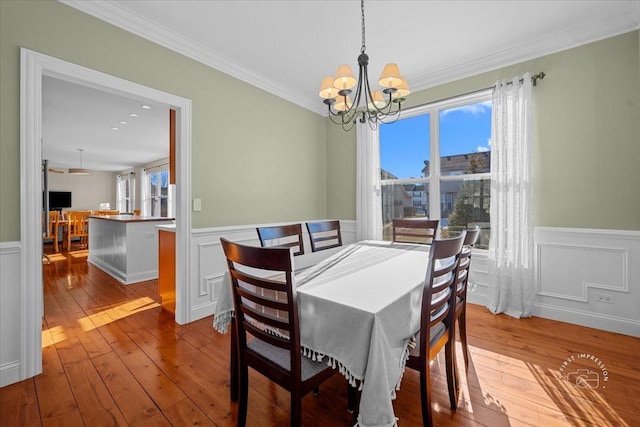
[{"xmin": 2, "ymin": 242, "xmax": 639, "ymax": 426}]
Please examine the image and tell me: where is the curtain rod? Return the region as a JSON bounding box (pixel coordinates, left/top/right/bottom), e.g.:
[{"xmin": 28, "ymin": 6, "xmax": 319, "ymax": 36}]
[
  {"xmin": 143, "ymin": 162, "xmax": 170, "ymax": 172},
  {"xmin": 415, "ymin": 71, "xmax": 546, "ymax": 109}
]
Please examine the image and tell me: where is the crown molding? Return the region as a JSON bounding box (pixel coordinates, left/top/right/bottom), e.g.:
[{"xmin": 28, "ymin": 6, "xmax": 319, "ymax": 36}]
[
  {"xmin": 59, "ymin": 1, "xmax": 638, "ymax": 116},
  {"xmin": 59, "ymin": 0, "xmax": 325, "ymax": 115},
  {"xmin": 408, "ymin": 11, "xmax": 640, "ymax": 93}
]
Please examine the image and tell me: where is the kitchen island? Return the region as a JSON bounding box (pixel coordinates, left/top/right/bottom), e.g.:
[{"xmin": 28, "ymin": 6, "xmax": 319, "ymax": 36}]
[{"xmin": 88, "ymin": 215, "xmax": 174, "ymax": 285}]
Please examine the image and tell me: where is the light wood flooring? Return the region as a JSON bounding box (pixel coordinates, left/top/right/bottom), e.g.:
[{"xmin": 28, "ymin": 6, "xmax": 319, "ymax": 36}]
[{"xmin": 1, "ymin": 242, "xmax": 639, "ymax": 426}]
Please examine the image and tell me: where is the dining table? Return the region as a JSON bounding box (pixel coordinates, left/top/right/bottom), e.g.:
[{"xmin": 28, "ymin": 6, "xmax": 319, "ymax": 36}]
[{"xmin": 214, "ymin": 240, "xmax": 431, "ymax": 427}]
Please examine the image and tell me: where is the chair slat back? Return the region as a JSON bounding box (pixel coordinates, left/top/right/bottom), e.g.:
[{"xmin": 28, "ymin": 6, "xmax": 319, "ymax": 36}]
[
  {"xmin": 43, "ymin": 211, "xmax": 59, "ymax": 239},
  {"xmin": 392, "ymin": 219, "xmax": 439, "ymax": 244},
  {"xmin": 256, "ymin": 224, "xmax": 305, "ymax": 256},
  {"xmin": 306, "ymin": 220, "xmax": 342, "ymax": 252},
  {"xmin": 419, "ymin": 231, "xmax": 466, "ymax": 352},
  {"xmin": 221, "ymin": 238, "xmax": 300, "ymax": 354},
  {"xmin": 67, "ymin": 211, "xmax": 90, "ymax": 236},
  {"xmin": 456, "ymin": 226, "xmax": 480, "ymax": 302}
]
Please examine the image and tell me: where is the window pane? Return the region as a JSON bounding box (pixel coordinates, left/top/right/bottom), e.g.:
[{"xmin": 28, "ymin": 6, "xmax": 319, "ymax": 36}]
[
  {"xmin": 381, "ymin": 182, "xmax": 430, "ymax": 241},
  {"xmin": 440, "ymin": 178, "xmax": 491, "ymax": 249},
  {"xmin": 161, "ymin": 171, "xmax": 169, "ymax": 189},
  {"xmin": 380, "ymin": 114, "xmax": 430, "ymax": 179},
  {"xmin": 439, "ymin": 101, "xmax": 492, "ymax": 170}
]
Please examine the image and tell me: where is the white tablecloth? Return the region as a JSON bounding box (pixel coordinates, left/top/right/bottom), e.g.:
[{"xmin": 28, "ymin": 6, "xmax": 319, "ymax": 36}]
[{"xmin": 214, "ymin": 240, "xmax": 430, "ymax": 427}]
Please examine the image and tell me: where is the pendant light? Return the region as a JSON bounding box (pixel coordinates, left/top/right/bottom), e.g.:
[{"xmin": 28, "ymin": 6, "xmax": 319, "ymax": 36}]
[{"xmin": 68, "ymin": 148, "xmax": 91, "ymax": 175}]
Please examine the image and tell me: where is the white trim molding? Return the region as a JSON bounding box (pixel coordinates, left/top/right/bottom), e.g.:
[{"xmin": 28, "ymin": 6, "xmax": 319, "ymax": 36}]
[
  {"xmin": 19, "ymin": 48, "xmax": 192, "ymax": 385},
  {"xmin": 58, "ymin": 0, "xmax": 320, "ymax": 115},
  {"xmin": 533, "ymin": 227, "xmax": 640, "ymax": 337},
  {"xmin": 59, "ymin": 0, "xmax": 640, "ymax": 116}
]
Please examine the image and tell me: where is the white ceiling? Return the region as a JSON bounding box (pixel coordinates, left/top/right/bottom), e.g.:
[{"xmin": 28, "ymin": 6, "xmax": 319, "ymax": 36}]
[
  {"xmin": 43, "ymin": 76, "xmax": 169, "ymax": 172},
  {"xmin": 47, "ymin": 0, "xmax": 640, "ymax": 172}
]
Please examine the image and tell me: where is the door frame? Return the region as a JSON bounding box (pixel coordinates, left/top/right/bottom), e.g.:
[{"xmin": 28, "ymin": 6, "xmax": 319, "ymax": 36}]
[{"xmin": 20, "ymin": 48, "xmax": 192, "ymax": 379}]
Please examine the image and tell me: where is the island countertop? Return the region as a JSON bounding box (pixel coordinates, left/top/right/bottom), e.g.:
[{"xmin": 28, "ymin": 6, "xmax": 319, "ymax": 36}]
[{"xmin": 90, "ymin": 215, "xmax": 175, "ymax": 223}]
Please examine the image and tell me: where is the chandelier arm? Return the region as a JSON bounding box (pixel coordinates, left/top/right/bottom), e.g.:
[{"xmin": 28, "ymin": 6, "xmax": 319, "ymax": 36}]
[
  {"xmin": 376, "ymin": 102, "xmax": 403, "ymax": 125},
  {"xmin": 364, "ymin": 76, "xmax": 391, "ymax": 115},
  {"xmin": 333, "ymin": 59, "xmax": 366, "ymax": 125}
]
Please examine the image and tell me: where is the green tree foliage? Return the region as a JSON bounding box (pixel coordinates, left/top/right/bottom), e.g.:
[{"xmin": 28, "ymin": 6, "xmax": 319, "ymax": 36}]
[{"xmin": 447, "ymin": 154, "xmax": 490, "ymax": 227}]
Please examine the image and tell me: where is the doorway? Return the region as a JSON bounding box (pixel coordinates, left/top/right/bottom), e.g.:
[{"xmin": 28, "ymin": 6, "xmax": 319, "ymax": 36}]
[{"xmin": 20, "ymin": 48, "xmax": 192, "ymax": 381}]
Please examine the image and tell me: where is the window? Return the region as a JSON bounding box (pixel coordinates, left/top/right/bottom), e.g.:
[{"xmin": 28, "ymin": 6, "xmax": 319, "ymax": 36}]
[
  {"xmin": 143, "ymin": 168, "xmax": 172, "ymax": 217},
  {"xmin": 116, "ymin": 173, "xmax": 134, "ymax": 213},
  {"xmin": 379, "ymin": 91, "xmax": 492, "ymax": 248}
]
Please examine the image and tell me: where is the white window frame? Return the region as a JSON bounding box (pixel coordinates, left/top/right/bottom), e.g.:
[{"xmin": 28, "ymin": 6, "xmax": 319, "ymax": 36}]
[
  {"xmin": 116, "ymin": 172, "xmax": 135, "ymax": 213},
  {"xmin": 379, "ymin": 90, "xmax": 492, "ymax": 250},
  {"xmin": 143, "ymin": 166, "xmax": 173, "ymax": 218}
]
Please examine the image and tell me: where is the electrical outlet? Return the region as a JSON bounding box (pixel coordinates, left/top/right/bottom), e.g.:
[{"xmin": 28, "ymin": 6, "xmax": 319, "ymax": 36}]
[{"xmin": 595, "ymin": 293, "xmax": 613, "ymax": 304}]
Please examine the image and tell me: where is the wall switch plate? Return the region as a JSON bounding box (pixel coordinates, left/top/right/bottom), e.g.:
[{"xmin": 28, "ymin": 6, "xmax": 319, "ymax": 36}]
[
  {"xmin": 193, "ymin": 198, "xmax": 202, "ymax": 212},
  {"xmin": 595, "ymin": 293, "xmax": 613, "ymax": 304}
]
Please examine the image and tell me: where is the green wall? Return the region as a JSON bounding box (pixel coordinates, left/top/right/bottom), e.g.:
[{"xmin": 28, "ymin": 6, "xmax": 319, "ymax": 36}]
[
  {"xmin": 0, "ymin": 0, "xmax": 327, "ymax": 242},
  {"xmin": 2, "ymin": 1, "xmax": 639, "ymax": 242},
  {"xmin": 326, "ymin": 31, "xmax": 640, "ymax": 231}
]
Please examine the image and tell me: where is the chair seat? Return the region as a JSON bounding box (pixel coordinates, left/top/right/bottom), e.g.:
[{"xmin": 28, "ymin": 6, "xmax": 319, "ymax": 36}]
[
  {"xmin": 408, "ymin": 322, "xmax": 446, "ymax": 357},
  {"xmin": 248, "ymin": 338, "xmax": 330, "ymax": 381}
]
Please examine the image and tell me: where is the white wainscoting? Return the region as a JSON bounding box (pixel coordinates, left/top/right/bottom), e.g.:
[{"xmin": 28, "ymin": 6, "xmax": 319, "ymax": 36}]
[
  {"xmin": 468, "ymin": 227, "xmax": 640, "ymax": 337},
  {"xmin": 188, "ymin": 220, "xmax": 357, "ymax": 323},
  {"xmin": 0, "ymin": 242, "xmax": 22, "ymax": 387},
  {"xmin": 533, "ymin": 227, "xmax": 640, "ymax": 337},
  {"xmin": 2, "ymin": 224, "xmax": 636, "ymax": 387}
]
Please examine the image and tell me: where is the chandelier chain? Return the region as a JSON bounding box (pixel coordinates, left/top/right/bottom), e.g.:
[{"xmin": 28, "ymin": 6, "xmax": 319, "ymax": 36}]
[{"xmin": 360, "ymin": 0, "xmax": 366, "ymax": 54}]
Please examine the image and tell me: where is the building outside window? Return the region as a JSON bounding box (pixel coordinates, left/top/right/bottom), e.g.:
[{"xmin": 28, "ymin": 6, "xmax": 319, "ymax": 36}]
[{"xmin": 379, "ymin": 91, "xmax": 492, "ymax": 248}]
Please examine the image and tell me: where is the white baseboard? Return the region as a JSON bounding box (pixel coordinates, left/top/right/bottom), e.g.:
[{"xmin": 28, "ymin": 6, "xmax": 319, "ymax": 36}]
[
  {"xmin": 0, "ymin": 360, "xmax": 22, "ymax": 387},
  {"xmin": 0, "ymin": 242, "xmax": 23, "ymax": 387},
  {"xmin": 533, "ymin": 302, "xmax": 640, "ymax": 337}
]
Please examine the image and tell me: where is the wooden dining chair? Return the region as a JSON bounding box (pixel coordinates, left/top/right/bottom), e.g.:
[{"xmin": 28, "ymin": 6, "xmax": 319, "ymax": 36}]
[
  {"xmin": 220, "ymin": 238, "xmax": 337, "ymax": 427},
  {"xmin": 306, "ymin": 220, "xmax": 342, "ymax": 252},
  {"xmin": 392, "ymin": 218, "xmax": 439, "ymax": 244},
  {"xmin": 405, "ymin": 231, "xmax": 466, "ymax": 427},
  {"xmin": 455, "ymin": 226, "xmax": 480, "ymax": 373},
  {"xmin": 43, "ymin": 210, "xmax": 60, "ymax": 253},
  {"xmin": 65, "ymin": 210, "xmax": 91, "ymax": 250},
  {"xmin": 256, "ymin": 223, "xmax": 305, "ymax": 256}
]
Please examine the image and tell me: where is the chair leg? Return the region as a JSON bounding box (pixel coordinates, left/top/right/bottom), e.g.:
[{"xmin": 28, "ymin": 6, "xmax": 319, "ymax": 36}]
[
  {"xmin": 290, "ymin": 392, "xmax": 302, "ymax": 427},
  {"xmin": 419, "ymin": 363, "xmax": 434, "ymax": 427},
  {"xmin": 347, "ymin": 383, "xmax": 360, "ymax": 425},
  {"xmin": 230, "ymin": 323, "xmax": 239, "ymax": 402},
  {"xmin": 445, "ymin": 340, "xmax": 458, "ymax": 411},
  {"xmin": 237, "ymin": 363, "xmax": 249, "ymax": 427},
  {"xmin": 459, "ymin": 307, "xmax": 469, "ymax": 371}
]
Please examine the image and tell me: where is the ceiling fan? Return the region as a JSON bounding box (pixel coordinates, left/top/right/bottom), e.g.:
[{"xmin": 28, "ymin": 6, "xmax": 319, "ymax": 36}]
[{"xmin": 48, "ymin": 167, "xmax": 65, "ymax": 174}]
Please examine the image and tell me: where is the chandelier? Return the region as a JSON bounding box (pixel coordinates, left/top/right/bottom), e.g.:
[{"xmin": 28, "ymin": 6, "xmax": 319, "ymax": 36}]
[{"xmin": 319, "ymin": 0, "xmax": 410, "ymax": 131}]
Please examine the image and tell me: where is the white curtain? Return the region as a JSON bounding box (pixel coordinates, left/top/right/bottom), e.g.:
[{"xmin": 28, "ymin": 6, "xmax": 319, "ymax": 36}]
[
  {"xmin": 356, "ymin": 122, "xmax": 382, "ymax": 241},
  {"xmin": 487, "ymin": 73, "xmax": 535, "ymax": 318}
]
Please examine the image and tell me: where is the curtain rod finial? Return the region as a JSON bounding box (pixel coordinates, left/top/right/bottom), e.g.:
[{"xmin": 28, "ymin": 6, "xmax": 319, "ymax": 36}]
[{"xmin": 532, "ymin": 72, "xmax": 546, "ymax": 86}]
